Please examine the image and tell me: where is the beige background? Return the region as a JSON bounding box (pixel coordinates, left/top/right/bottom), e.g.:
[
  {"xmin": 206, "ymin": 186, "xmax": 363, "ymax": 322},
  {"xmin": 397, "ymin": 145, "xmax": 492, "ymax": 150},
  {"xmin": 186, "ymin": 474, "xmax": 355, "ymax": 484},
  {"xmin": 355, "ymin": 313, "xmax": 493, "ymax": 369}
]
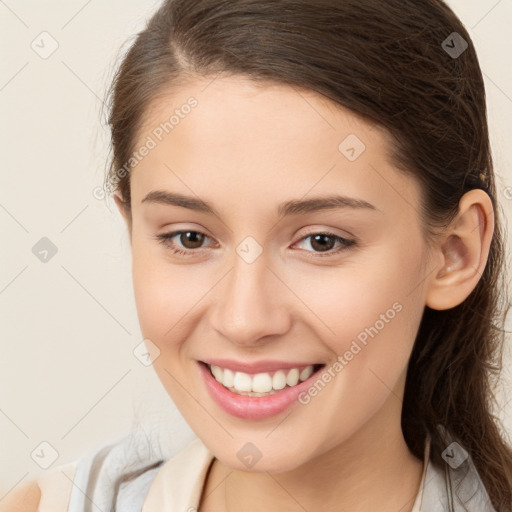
[{"xmin": 1, "ymin": 0, "xmax": 511, "ymax": 497}]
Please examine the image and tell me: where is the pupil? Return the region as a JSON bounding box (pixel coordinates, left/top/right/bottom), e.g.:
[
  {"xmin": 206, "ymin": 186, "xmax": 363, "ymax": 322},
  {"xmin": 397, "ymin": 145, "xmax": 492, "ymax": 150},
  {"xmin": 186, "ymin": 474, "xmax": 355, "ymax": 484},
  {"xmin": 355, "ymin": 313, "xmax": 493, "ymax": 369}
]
[
  {"xmin": 311, "ymin": 234, "xmax": 334, "ymax": 252},
  {"xmin": 182, "ymin": 231, "xmax": 204, "ymax": 249}
]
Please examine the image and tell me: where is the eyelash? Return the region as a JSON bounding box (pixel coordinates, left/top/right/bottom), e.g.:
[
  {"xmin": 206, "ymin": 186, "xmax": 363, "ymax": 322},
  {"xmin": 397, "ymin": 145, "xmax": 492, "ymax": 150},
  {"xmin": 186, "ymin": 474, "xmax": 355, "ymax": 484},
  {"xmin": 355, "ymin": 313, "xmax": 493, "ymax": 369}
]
[{"xmin": 155, "ymin": 229, "xmax": 356, "ymax": 258}]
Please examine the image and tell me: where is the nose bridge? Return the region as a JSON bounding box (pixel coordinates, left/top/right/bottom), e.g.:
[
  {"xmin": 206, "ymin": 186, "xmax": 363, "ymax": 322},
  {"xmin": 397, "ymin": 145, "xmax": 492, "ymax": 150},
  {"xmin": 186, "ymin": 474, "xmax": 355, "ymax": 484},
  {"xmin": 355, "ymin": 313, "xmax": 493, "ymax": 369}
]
[{"xmin": 210, "ymin": 242, "xmax": 290, "ymax": 344}]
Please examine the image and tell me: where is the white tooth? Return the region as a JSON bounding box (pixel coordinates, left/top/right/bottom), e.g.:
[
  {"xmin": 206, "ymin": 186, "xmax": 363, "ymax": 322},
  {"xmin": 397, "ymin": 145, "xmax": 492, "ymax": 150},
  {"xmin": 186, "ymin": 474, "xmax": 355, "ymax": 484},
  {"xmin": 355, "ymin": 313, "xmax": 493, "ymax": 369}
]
[
  {"xmin": 223, "ymin": 368, "xmax": 235, "ymax": 387},
  {"xmin": 286, "ymin": 368, "xmax": 300, "ymax": 387},
  {"xmin": 233, "ymin": 371, "xmax": 252, "ymax": 392},
  {"xmin": 252, "ymin": 373, "xmax": 273, "ymax": 393},
  {"xmin": 214, "ymin": 365, "xmax": 313, "ymax": 393},
  {"xmin": 272, "ymin": 370, "xmax": 287, "ymax": 390},
  {"xmin": 299, "ymin": 365, "xmax": 314, "ymax": 382},
  {"xmin": 211, "ymin": 365, "xmax": 223, "ymax": 382}
]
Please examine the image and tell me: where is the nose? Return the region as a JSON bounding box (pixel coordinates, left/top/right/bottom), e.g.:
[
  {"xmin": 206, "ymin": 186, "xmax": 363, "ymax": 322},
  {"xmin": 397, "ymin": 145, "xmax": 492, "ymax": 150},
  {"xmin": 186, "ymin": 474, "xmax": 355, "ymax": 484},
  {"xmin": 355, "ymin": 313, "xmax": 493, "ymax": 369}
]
[{"xmin": 209, "ymin": 251, "xmax": 292, "ymax": 347}]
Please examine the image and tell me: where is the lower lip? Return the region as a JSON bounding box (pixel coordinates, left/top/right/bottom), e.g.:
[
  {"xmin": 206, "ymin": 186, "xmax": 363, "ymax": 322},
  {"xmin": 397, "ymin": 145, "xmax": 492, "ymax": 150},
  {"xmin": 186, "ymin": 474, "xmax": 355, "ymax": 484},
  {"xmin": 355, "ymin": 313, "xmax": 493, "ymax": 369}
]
[{"xmin": 197, "ymin": 361, "xmax": 324, "ymax": 420}]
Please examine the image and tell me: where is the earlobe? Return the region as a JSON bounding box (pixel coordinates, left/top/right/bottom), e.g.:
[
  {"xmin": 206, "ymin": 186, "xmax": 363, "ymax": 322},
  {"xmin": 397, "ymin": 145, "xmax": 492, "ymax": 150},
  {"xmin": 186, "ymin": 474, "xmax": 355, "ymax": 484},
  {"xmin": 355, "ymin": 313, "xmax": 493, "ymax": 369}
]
[{"xmin": 425, "ymin": 189, "xmax": 494, "ymax": 311}]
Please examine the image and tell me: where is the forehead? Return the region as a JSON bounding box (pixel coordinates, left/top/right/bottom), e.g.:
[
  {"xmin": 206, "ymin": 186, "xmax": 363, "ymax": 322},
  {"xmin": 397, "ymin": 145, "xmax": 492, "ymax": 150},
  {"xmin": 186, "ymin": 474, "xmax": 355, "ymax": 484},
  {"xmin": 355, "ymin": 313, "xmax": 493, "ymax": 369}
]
[
  {"xmin": 137, "ymin": 75, "xmax": 388, "ymax": 152},
  {"xmin": 129, "ymin": 75, "xmax": 421, "ymax": 221}
]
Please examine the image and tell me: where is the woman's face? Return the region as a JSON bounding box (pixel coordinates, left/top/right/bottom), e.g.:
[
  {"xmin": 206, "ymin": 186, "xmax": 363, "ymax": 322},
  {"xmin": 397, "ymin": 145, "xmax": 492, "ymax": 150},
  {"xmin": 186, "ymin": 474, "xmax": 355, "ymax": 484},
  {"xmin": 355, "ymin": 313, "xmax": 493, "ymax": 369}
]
[{"xmin": 122, "ymin": 75, "xmax": 433, "ymax": 472}]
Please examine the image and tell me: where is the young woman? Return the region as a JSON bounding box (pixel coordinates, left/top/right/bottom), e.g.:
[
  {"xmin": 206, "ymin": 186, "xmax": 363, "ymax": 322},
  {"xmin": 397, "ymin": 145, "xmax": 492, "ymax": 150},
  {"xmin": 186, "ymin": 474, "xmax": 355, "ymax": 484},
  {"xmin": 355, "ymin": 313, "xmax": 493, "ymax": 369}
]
[{"xmin": 4, "ymin": 0, "xmax": 511, "ymax": 510}]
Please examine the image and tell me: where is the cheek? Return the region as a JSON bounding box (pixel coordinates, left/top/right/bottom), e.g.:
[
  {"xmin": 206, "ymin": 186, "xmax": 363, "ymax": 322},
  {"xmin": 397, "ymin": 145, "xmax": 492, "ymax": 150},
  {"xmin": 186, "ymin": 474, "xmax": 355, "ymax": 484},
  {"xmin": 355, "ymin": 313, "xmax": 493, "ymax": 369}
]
[
  {"xmin": 287, "ymin": 244, "xmax": 427, "ymax": 376},
  {"xmin": 131, "ymin": 241, "xmax": 184, "ymax": 345},
  {"xmin": 286, "ymin": 249, "xmax": 427, "ymax": 443},
  {"xmin": 130, "ymin": 245, "xmax": 206, "ymax": 407},
  {"xmin": 130, "ymin": 240, "xmax": 216, "ymax": 352}
]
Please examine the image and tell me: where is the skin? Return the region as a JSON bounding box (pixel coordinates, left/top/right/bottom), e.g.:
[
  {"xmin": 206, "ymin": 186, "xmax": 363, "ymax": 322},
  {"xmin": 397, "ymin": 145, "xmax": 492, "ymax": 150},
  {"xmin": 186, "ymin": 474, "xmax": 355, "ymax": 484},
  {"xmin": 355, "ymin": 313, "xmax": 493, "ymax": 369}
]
[
  {"xmin": 114, "ymin": 75, "xmax": 494, "ymax": 512},
  {"xmin": 0, "ymin": 480, "xmax": 40, "ymax": 512}
]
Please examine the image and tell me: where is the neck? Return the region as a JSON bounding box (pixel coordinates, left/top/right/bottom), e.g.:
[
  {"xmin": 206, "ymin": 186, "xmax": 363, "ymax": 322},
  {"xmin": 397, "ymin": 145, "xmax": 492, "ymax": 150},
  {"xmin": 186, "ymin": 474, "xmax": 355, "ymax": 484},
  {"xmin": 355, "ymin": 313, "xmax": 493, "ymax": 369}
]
[{"xmin": 199, "ymin": 393, "xmax": 425, "ymax": 512}]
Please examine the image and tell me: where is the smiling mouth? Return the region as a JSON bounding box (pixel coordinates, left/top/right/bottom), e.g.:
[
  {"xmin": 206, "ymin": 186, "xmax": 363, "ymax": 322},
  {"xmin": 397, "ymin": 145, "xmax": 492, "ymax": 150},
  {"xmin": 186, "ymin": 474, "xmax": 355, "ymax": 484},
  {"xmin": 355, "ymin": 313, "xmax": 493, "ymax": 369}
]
[{"xmin": 201, "ymin": 362, "xmax": 325, "ymax": 397}]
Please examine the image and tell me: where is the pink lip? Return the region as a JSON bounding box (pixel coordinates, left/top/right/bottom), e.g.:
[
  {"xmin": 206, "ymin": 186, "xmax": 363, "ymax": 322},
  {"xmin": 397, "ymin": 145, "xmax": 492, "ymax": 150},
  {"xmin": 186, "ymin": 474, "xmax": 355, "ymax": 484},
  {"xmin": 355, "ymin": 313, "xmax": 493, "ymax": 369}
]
[
  {"xmin": 201, "ymin": 358, "xmax": 322, "ymax": 375},
  {"xmin": 197, "ymin": 361, "xmax": 324, "ymax": 420}
]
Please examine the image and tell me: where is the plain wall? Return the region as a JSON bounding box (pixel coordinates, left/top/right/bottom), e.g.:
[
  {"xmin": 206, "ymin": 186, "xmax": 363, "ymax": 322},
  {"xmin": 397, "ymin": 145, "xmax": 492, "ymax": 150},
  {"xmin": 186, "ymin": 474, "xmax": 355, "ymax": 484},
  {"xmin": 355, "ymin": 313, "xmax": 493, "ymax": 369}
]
[{"xmin": 1, "ymin": 0, "xmax": 511, "ymax": 496}]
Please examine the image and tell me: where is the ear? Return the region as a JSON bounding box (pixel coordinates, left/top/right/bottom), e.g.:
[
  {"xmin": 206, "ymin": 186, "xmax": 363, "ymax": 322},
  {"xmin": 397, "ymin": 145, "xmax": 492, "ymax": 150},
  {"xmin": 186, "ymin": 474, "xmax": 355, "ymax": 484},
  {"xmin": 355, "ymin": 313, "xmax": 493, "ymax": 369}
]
[
  {"xmin": 114, "ymin": 192, "xmax": 132, "ymax": 240},
  {"xmin": 425, "ymin": 189, "xmax": 494, "ymax": 310}
]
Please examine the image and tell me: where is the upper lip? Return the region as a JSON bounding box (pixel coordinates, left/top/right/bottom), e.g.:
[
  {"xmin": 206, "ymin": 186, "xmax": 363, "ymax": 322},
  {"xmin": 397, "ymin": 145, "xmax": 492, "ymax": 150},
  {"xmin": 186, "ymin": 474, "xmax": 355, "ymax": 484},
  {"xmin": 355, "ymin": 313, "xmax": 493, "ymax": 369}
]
[{"xmin": 200, "ymin": 358, "xmax": 324, "ymax": 374}]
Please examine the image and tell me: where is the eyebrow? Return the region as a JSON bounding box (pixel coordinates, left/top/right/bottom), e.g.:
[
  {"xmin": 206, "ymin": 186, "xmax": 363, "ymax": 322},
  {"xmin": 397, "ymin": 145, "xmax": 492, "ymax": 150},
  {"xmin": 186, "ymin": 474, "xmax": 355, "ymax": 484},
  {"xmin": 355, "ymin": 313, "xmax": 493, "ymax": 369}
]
[{"xmin": 141, "ymin": 190, "xmax": 379, "ymax": 217}]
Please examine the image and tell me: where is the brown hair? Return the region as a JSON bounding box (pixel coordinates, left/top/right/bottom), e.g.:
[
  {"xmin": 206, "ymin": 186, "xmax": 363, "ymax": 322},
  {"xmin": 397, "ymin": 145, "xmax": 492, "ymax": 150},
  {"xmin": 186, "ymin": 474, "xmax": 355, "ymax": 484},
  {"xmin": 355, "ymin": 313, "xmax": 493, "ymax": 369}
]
[{"xmin": 103, "ymin": 0, "xmax": 512, "ymax": 509}]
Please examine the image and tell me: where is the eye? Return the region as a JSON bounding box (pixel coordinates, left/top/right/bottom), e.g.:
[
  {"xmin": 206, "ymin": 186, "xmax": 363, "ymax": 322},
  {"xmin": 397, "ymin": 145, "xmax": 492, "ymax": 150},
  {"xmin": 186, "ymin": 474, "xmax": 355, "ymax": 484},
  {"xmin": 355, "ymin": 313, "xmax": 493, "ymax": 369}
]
[
  {"xmin": 293, "ymin": 231, "xmax": 356, "ymax": 257},
  {"xmin": 155, "ymin": 229, "xmax": 356, "ymax": 258},
  {"xmin": 155, "ymin": 230, "xmax": 214, "ymax": 256}
]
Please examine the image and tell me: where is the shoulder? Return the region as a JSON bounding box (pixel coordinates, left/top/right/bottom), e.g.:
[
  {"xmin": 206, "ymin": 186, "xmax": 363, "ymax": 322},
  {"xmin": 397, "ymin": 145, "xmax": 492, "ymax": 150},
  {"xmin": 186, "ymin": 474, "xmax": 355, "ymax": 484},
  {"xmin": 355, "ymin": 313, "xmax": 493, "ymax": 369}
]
[
  {"xmin": 0, "ymin": 431, "xmax": 182, "ymax": 512},
  {"xmin": 64, "ymin": 433, "xmax": 168, "ymax": 511},
  {"xmin": 0, "ymin": 479, "xmax": 41, "ymax": 512},
  {"xmin": 0, "ymin": 437, "xmax": 122, "ymax": 512},
  {"xmin": 421, "ymin": 426, "xmax": 498, "ymax": 512},
  {"xmin": 0, "ymin": 461, "xmax": 78, "ymax": 512},
  {"xmin": 0, "ymin": 460, "xmax": 79, "ymax": 512},
  {"xmin": 0, "ymin": 460, "xmax": 77, "ymax": 512}
]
